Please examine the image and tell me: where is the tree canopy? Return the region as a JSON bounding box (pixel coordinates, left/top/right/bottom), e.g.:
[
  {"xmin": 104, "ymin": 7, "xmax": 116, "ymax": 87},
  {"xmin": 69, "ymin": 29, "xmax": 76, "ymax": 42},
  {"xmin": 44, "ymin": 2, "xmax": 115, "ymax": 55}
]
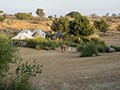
[
  {"xmin": 36, "ymin": 8, "xmax": 45, "ymax": 18},
  {"xmin": 0, "ymin": 10, "xmax": 4, "ymax": 15},
  {"xmin": 66, "ymin": 11, "xmax": 81, "ymax": 18},
  {"xmin": 69, "ymin": 15, "xmax": 95, "ymax": 38},
  {"xmin": 0, "ymin": 34, "xmax": 18, "ymax": 78},
  {"xmin": 94, "ymin": 19, "xmax": 110, "ymax": 33},
  {"xmin": 51, "ymin": 16, "xmax": 70, "ymax": 33}
]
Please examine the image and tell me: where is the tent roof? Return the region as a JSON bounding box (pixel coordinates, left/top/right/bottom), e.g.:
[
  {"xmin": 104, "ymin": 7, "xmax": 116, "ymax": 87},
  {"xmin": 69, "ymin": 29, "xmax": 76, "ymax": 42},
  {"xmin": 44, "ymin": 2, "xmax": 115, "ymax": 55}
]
[
  {"xmin": 32, "ymin": 29, "xmax": 46, "ymax": 35},
  {"xmin": 12, "ymin": 33, "xmax": 33, "ymax": 40},
  {"xmin": 54, "ymin": 31, "xmax": 63, "ymax": 38},
  {"xmin": 18, "ymin": 29, "xmax": 32, "ymax": 35},
  {"xmin": 32, "ymin": 31, "xmax": 42, "ymax": 38}
]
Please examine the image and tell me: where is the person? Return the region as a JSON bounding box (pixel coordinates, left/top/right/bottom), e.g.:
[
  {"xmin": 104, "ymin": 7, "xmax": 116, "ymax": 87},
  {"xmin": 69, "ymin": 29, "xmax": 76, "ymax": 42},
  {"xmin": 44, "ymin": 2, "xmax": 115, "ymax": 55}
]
[{"xmin": 68, "ymin": 46, "xmax": 71, "ymax": 52}]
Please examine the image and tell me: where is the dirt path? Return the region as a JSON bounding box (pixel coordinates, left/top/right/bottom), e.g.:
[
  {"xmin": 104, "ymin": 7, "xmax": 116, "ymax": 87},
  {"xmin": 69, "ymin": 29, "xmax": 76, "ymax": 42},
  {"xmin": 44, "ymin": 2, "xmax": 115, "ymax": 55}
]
[{"xmin": 18, "ymin": 45, "xmax": 120, "ymax": 90}]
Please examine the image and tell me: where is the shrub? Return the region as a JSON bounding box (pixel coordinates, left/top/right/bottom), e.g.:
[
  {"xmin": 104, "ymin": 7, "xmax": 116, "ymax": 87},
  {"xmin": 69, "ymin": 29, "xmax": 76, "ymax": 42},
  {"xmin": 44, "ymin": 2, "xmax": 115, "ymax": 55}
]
[
  {"xmin": 80, "ymin": 42, "xmax": 98, "ymax": 57},
  {"xmin": 48, "ymin": 40, "xmax": 57, "ymax": 48},
  {"xmin": 0, "ymin": 34, "xmax": 18, "ymax": 78},
  {"xmin": 103, "ymin": 45, "xmax": 110, "ymax": 52},
  {"xmin": 71, "ymin": 43, "xmax": 78, "ymax": 47},
  {"xmin": 76, "ymin": 45, "xmax": 84, "ymax": 51},
  {"xmin": 58, "ymin": 40, "xmax": 64, "ymax": 46},
  {"xmin": 26, "ymin": 37, "xmax": 48, "ymax": 49},
  {"xmin": 0, "ymin": 59, "xmax": 43, "ymax": 90},
  {"xmin": 15, "ymin": 12, "xmax": 33, "ymax": 20},
  {"xmin": 111, "ymin": 45, "xmax": 120, "ymax": 51},
  {"xmin": 97, "ymin": 44, "xmax": 110, "ymax": 53},
  {"xmin": 97, "ymin": 45, "xmax": 104, "ymax": 52},
  {"xmin": 0, "ymin": 16, "xmax": 5, "ymax": 23},
  {"xmin": 98, "ymin": 40, "xmax": 105, "ymax": 45}
]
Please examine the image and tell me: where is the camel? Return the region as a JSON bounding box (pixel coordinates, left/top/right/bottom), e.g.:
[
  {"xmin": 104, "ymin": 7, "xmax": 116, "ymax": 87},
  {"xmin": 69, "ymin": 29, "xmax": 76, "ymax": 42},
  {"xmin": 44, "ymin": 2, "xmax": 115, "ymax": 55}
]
[{"xmin": 61, "ymin": 44, "xmax": 67, "ymax": 52}]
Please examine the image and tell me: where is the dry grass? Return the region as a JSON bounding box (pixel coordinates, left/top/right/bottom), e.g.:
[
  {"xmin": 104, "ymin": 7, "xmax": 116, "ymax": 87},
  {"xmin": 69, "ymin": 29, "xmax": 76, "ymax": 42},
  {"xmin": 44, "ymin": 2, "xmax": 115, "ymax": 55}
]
[{"xmin": 0, "ymin": 16, "xmax": 120, "ymax": 37}]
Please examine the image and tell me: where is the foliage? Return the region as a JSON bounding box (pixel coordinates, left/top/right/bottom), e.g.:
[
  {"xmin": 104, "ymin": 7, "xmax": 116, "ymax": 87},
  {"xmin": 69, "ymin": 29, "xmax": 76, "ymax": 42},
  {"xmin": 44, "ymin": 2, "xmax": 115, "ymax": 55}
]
[
  {"xmin": 36, "ymin": 8, "xmax": 45, "ymax": 18},
  {"xmin": 97, "ymin": 45, "xmax": 104, "ymax": 52},
  {"xmin": 116, "ymin": 24, "xmax": 120, "ymax": 31},
  {"xmin": 0, "ymin": 59, "xmax": 43, "ymax": 90},
  {"xmin": 0, "ymin": 34, "xmax": 18, "ymax": 78},
  {"xmin": 58, "ymin": 40, "xmax": 64, "ymax": 46},
  {"xmin": 80, "ymin": 42, "xmax": 98, "ymax": 57},
  {"xmin": 94, "ymin": 19, "xmax": 110, "ymax": 33},
  {"xmin": 48, "ymin": 40, "xmax": 58, "ymax": 49},
  {"xmin": 51, "ymin": 16, "xmax": 70, "ymax": 33},
  {"xmin": 76, "ymin": 45, "xmax": 84, "ymax": 51},
  {"xmin": 71, "ymin": 43, "xmax": 78, "ymax": 47},
  {"xmin": 26, "ymin": 37, "xmax": 48, "ymax": 48},
  {"xmin": 16, "ymin": 59, "xmax": 43, "ymax": 83},
  {"xmin": 90, "ymin": 13, "xmax": 98, "ymax": 18},
  {"xmin": 0, "ymin": 16, "xmax": 5, "ymax": 23},
  {"xmin": 66, "ymin": 11, "xmax": 81, "ymax": 18},
  {"xmin": 69, "ymin": 15, "xmax": 95, "ymax": 41},
  {"xmin": 0, "ymin": 10, "xmax": 4, "ymax": 14},
  {"xmin": 48, "ymin": 15, "xmax": 53, "ymax": 20},
  {"xmin": 111, "ymin": 45, "xmax": 120, "ymax": 52},
  {"xmin": 15, "ymin": 12, "xmax": 33, "ymax": 20}
]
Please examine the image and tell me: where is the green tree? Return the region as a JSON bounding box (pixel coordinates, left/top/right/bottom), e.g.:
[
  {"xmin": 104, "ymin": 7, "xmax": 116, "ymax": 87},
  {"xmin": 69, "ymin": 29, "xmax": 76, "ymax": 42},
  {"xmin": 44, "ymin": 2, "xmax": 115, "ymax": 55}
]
[
  {"xmin": 0, "ymin": 10, "xmax": 4, "ymax": 15},
  {"xmin": 15, "ymin": 12, "xmax": 33, "ymax": 20},
  {"xmin": 0, "ymin": 34, "xmax": 18, "ymax": 78},
  {"xmin": 36, "ymin": 8, "xmax": 45, "ymax": 18},
  {"xmin": 66, "ymin": 11, "xmax": 81, "ymax": 18},
  {"xmin": 94, "ymin": 19, "xmax": 110, "ymax": 34},
  {"xmin": 69, "ymin": 15, "xmax": 95, "ymax": 41},
  {"xmin": 0, "ymin": 16, "xmax": 5, "ymax": 23},
  {"xmin": 48, "ymin": 15, "xmax": 53, "ymax": 20},
  {"xmin": 51, "ymin": 16, "xmax": 70, "ymax": 33}
]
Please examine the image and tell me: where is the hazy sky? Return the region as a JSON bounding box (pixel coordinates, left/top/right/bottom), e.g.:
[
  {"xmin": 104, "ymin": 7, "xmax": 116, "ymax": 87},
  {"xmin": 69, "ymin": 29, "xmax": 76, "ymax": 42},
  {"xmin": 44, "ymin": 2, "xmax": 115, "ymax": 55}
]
[{"xmin": 0, "ymin": 0, "xmax": 120, "ymax": 17}]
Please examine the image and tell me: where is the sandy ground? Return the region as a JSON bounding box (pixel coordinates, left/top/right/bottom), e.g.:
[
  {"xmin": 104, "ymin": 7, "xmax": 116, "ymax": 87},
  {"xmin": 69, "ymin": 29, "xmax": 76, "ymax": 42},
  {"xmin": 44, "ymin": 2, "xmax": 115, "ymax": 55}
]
[{"xmin": 16, "ymin": 40, "xmax": 120, "ymax": 90}]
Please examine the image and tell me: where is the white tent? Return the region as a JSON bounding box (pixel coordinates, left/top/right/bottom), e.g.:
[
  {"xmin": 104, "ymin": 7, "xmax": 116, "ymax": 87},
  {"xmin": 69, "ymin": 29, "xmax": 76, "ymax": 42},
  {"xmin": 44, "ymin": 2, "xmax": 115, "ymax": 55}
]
[
  {"xmin": 18, "ymin": 29, "xmax": 33, "ymax": 36},
  {"xmin": 12, "ymin": 33, "xmax": 33, "ymax": 40},
  {"xmin": 32, "ymin": 29, "xmax": 46, "ymax": 39}
]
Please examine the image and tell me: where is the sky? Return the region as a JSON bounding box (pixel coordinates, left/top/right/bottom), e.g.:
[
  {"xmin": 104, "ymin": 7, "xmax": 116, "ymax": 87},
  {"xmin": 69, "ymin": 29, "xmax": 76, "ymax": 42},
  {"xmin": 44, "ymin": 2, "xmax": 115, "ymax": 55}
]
[{"xmin": 0, "ymin": 0, "xmax": 120, "ymax": 17}]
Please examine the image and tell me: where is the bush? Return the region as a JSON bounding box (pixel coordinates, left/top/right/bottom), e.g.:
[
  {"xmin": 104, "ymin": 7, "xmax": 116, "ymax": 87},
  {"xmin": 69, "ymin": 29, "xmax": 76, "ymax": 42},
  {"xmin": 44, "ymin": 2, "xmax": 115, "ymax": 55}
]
[
  {"xmin": 97, "ymin": 45, "xmax": 104, "ymax": 52},
  {"xmin": 111, "ymin": 45, "xmax": 120, "ymax": 51},
  {"xmin": 97, "ymin": 44, "xmax": 110, "ymax": 53},
  {"xmin": 15, "ymin": 12, "xmax": 33, "ymax": 20},
  {"xmin": 0, "ymin": 34, "xmax": 18, "ymax": 78},
  {"xmin": 76, "ymin": 45, "xmax": 84, "ymax": 51},
  {"xmin": 48, "ymin": 40, "xmax": 58, "ymax": 48},
  {"xmin": 71, "ymin": 43, "xmax": 78, "ymax": 47},
  {"xmin": 0, "ymin": 59, "xmax": 43, "ymax": 90},
  {"xmin": 103, "ymin": 45, "xmax": 110, "ymax": 52},
  {"xmin": 26, "ymin": 37, "xmax": 48, "ymax": 49},
  {"xmin": 58, "ymin": 40, "xmax": 64, "ymax": 46},
  {"xmin": 80, "ymin": 42, "xmax": 98, "ymax": 57},
  {"xmin": 0, "ymin": 16, "xmax": 5, "ymax": 23}
]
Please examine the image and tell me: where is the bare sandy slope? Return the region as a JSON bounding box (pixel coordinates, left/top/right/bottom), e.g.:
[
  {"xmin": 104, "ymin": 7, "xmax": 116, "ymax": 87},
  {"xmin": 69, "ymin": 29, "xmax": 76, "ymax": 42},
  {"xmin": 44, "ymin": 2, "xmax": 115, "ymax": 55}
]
[{"xmin": 18, "ymin": 40, "xmax": 120, "ymax": 90}]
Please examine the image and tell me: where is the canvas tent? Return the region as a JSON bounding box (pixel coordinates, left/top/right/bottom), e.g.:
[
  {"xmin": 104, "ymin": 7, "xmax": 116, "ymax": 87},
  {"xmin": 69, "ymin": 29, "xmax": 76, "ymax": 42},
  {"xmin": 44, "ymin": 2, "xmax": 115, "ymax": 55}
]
[
  {"xmin": 18, "ymin": 29, "xmax": 33, "ymax": 36},
  {"xmin": 54, "ymin": 31, "xmax": 63, "ymax": 38},
  {"xmin": 12, "ymin": 33, "xmax": 33, "ymax": 40},
  {"xmin": 32, "ymin": 29, "xmax": 46, "ymax": 39},
  {"xmin": 32, "ymin": 31, "xmax": 42, "ymax": 38}
]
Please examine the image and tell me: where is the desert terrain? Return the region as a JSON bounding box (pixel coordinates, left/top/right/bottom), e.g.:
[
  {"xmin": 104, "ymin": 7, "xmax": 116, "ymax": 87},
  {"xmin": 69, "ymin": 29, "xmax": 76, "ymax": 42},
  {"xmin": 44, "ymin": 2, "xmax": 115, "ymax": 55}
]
[
  {"xmin": 1, "ymin": 16, "xmax": 120, "ymax": 90},
  {"xmin": 16, "ymin": 39, "xmax": 120, "ymax": 90}
]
